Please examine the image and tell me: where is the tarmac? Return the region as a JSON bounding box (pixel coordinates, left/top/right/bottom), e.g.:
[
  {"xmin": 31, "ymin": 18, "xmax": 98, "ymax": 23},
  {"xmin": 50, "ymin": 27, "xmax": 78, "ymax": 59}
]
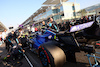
[
  {"xmin": 0, "ymin": 42, "xmax": 100, "ymax": 67},
  {"xmin": 0, "ymin": 42, "xmax": 7, "ymax": 58},
  {"xmin": 0, "ymin": 42, "xmax": 42, "ymax": 67},
  {"xmin": 0, "ymin": 42, "xmax": 8, "ymax": 67}
]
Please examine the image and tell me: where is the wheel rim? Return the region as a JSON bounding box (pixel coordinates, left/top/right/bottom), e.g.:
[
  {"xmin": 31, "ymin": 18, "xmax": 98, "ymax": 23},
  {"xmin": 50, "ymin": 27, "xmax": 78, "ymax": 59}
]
[{"xmin": 39, "ymin": 49, "xmax": 48, "ymax": 66}]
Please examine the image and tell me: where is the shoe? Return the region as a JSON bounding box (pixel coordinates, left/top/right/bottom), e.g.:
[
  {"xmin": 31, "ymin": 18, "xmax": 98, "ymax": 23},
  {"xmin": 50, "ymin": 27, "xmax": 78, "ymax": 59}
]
[
  {"xmin": 13, "ymin": 58, "xmax": 15, "ymax": 60},
  {"xmin": 7, "ymin": 55, "xmax": 10, "ymax": 58}
]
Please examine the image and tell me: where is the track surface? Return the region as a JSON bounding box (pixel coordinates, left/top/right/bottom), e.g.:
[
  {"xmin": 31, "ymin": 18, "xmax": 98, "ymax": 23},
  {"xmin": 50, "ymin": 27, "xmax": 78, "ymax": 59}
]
[{"xmin": 0, "ymin": 43, "xmax": 100, "ymax": 67}]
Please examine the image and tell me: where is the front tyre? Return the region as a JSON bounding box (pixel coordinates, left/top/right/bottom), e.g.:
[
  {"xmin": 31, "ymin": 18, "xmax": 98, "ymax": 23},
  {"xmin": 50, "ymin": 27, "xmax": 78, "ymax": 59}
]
[{"xmin": 39, "ymin": 44, "xmax": 66, "ymax": 67}]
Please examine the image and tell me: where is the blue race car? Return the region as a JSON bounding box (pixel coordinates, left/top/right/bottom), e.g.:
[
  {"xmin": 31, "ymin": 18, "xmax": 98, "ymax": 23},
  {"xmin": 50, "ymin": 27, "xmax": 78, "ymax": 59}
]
[{"xmin": 30, "ymin": 29, "xmax": 56, "ymax": 49}]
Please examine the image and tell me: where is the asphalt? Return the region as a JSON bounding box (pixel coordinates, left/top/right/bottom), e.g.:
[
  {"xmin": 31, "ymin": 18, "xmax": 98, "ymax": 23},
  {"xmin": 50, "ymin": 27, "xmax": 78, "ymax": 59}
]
[
  {"xmin": 0, "ymin": 42, "xmax": 42, "ymax": 67},
  {"xmin": 0, "ymin": 42, "xmax": 30, "ymax": 67},
  {"xmin": 0, "ymin": 42, "xmax": 100, "ymax": 67}
]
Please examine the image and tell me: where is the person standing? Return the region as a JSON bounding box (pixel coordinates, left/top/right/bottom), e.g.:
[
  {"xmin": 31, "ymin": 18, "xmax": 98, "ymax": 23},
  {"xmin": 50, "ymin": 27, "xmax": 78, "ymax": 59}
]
[
  {"xmin": 79, "ymin": 17, "xmax": 84, "ymax": 24},
  {"xmin": 35, "ymin": 27, "xmax": 38, "ymax": 32},
  {"xmin": 47, "ymin": 20, "xmax": 50, "ymax": 28},
  {"xmin": 0, "ymin": 32, "xmax": 2, "ymax": 41},
  {"xmin": 49, "ymin": 17, "xmax": 58, "ymax": 27},
  {"xmin": 13, "ymin": 28, "xmax": 23, "ymax": 46},
  {"xmin": 6, "ymin": 31, "xmax": 15, "ymax": 51},
  {"xmin": 60, "ymin": 23, "xmax": 65, "ymax": 31},
  {"xmin": 0, "ymin": 32, "xmax": 2, "ymax": 45},
  {"xmin": 63, "ymin": 21, "xmax": 67, "ymax": 30},
  {"xmin": 91, "ymin": 15, "xmax": 94, "ymax": 21},
  {"xmin": 66, "ymin": 20, "xmax": 70, "ymax": 31},
  {"xmin": 41, "ymin": 21, "xmax": 47, "ymax": 33},
  {"xmin": 2, "ymin": 29, "xmax": 8, "ymax": 49},
  {"xmin": 58, "ymin": 23, "xmax": 61, "ymax": 31},
  {"xmin": 88, "ymin": 16, "xmax": 92, "ymax": 21},
  {"xmin": 2, "ymin": 29, "xmax": 7, "ymax": 41},
  {"xmin": 41, "ymin": 21, "xmax": 46, "ymax": 30},
  {"xmin": 17, "ymin": 28, "xmax": 23, "ymax": 45},
  {"xmin": 85, "ymin": 16, "xmax": 89, "ymax": 22},
  {"xmin": 70, "ymin": 19, "xmax": 76, "ymax": 26},
  {"xmin": 49, "ymin": 17, "xmax": 59, "ymax": 32},
  {"xmin": 96, "ymin": 12, "xmax": 100, "ymax": 24},
  {"xmin": 31, "ymin": 27, "xmax": 35, "ymax": 33}
]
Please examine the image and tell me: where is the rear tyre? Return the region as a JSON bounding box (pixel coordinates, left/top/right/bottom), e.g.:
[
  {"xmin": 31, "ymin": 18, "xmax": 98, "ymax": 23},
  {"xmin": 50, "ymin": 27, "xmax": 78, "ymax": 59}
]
[{"xmin": 39, "ymin": 44, "xmax": 66, "ymax": 67}]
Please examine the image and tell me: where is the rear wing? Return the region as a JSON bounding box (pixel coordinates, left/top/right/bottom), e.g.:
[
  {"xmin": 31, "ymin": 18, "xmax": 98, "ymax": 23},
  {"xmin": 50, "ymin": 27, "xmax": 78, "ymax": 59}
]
[{"xmin": 70, "ymin": 21, "xmax": 94, "ymax": 32}]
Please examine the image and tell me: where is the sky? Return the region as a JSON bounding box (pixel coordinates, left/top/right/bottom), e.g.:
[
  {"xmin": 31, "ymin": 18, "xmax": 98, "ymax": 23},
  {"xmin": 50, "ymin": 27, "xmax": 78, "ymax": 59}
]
[{"xmin": 0, "ymin": 0, "xmax": 100, "ymax": 29}]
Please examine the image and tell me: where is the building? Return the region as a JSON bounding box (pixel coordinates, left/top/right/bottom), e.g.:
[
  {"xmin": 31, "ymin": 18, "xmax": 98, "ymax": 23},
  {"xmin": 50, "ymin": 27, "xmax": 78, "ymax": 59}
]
[
  {"xmin": 96, "ymin": 7, "xmax": 100, "ymax": 15},
  {"xmin": 20, "ymin": 0, "xmax": 80, "ymax": 29},
  {"xmin": 0, "ymin": 22, "xmax": 7, "ymax": 32},
  {"xmin": 77, "ymin": 3, "xmax": 100, "ymax": 17}
]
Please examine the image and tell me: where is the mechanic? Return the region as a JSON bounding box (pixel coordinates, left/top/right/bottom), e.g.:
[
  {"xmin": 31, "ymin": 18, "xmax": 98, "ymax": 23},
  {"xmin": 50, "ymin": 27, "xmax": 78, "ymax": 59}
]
[
  {"xmin": 6, "ymin": 30, "xmax": 25, "ymax": 57},
  {"xmin": 41, "ymin": 21, "xmax": 47, "ymax": 29},
  {"xmin": 17, "ymin": 28, "xmax": 23, "ymax": 39},
  {"xmin": 2, "ymin": 29, "xmax": 8, "ymax": 49},
  {"xmin": 14, "ymin": 28, "xmax": 23, "ymax": 46},
  {"xmin": 48, "ymin": 17, "xmax": 59, "ymax": 32},
  {"xmin": 96, "ymin": 12, "xmax": 100, "ymax": 24},
  {"xmin": 6, "ymin": 31, "xmax": 15, "ymax": 51},
  {"xmin": 20, "ymin": 30, "xmax": 29, "ymax": 48},
  {"xmin": 41, "ymin": 21, "xmax": 47, "ymax": 33}
]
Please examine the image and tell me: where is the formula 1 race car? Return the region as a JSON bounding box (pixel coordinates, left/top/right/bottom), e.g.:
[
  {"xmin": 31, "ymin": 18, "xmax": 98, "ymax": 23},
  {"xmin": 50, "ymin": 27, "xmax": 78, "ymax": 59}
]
[
  {"xmin": 75, "ymin": 21, "xmax": 100, "ymax": 47},
  {"xmin": 30, "ymin": 21, "xmax": 100, "ymax": 67},
  {"xmin": 30, "ymin": 29, "xmax": 56, "ymax": 49}
]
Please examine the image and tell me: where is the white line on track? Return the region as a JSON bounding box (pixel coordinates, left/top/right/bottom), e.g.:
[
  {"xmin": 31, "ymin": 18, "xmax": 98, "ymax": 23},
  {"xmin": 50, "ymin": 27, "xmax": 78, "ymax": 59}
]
[{"xmin": 24, "ymin": 54, "xmax": 34, "ymax": 67}]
